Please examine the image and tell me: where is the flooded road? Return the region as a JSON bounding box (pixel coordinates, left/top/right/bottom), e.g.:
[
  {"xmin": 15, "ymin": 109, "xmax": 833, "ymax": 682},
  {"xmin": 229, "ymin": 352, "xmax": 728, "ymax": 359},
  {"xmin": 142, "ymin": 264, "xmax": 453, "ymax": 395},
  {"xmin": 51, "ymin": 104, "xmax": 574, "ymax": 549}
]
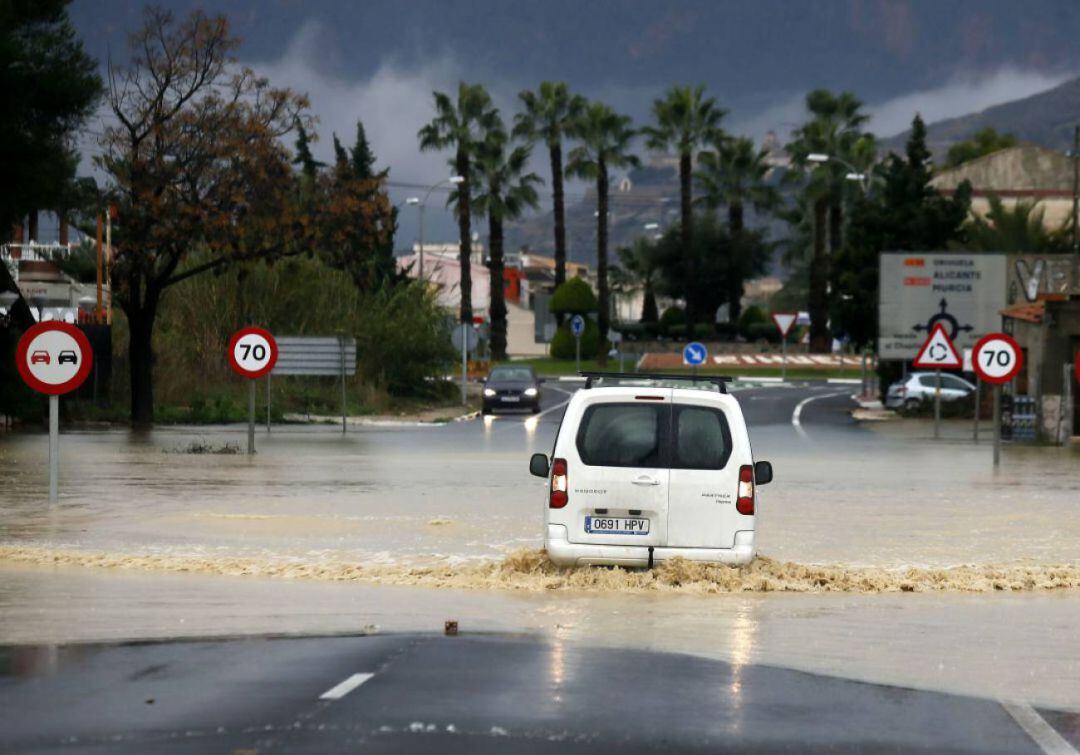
[
  {"xmin": 1, "ymin": 381, "xmax": 1078, "ymax": 708},
  {"xmin": 2, "ymin": 383, "xmax": 1077, "ymax": 568}
]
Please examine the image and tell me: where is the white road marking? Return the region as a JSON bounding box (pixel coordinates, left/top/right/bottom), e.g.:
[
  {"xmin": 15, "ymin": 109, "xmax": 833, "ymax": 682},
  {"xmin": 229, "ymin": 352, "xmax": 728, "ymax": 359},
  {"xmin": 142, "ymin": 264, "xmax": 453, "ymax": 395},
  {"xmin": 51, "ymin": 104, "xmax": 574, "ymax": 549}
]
[
  {"xmin": 1000, "ymin": 701, "xmax": 1078, "ymax": 755},
  {"xmin": 319, "ymin": 673, "xmax": 374, "ymax": 701},
  {"xmin": 791, "ymin": 392, "xmax": 848, "ymax": 438},
  {"xmin": 736, "ymin": 376, "xmax": 783, "ymax": 383},
  {"xmin": 534, "ymin": 384, "xmax": 574, "ymax": 419},
  {"xmin": 826, "ymin": 378, "xmax": 862, "ymax": 385}
]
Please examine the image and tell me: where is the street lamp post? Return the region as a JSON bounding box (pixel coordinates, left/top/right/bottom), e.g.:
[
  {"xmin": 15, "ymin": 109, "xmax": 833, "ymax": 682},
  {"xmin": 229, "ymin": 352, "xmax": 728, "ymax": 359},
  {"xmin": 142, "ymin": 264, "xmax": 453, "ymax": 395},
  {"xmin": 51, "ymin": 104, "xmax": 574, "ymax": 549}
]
[
  {"xmin": 806, "ymin": 153, "xmax": 869, "ymax": 193},
  {"xmin": 416, "ymin": 176, "xmax": 465, "ymax": 280}
]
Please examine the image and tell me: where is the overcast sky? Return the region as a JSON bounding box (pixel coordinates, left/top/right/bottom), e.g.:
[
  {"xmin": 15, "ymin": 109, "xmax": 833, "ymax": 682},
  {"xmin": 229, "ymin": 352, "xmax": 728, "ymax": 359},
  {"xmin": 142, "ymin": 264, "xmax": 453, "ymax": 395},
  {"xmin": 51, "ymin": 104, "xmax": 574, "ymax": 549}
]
[{"xmin": 70, "ymin": 0, "xmax": 1080, "ymax": 247}]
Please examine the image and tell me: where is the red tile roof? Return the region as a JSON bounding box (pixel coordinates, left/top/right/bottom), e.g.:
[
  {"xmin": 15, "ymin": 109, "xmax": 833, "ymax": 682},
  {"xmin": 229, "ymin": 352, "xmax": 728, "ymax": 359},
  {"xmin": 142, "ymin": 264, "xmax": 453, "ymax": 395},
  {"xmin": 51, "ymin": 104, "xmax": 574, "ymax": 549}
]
[{"xmin": 1000, "ymin": 301, "xmax": 1045, "ymax": 324}]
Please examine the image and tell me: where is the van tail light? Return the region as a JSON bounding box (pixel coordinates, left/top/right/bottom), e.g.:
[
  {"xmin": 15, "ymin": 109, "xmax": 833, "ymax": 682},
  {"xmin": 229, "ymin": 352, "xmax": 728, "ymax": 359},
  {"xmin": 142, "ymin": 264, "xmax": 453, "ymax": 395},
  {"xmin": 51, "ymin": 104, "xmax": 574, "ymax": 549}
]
[
  {"xmin": 550, "ymin": 458, "xmax": 568, "ymax": 508},
  {"xmin": 736, "ymin": 465, "xmax": 754, "ymax": 515}
]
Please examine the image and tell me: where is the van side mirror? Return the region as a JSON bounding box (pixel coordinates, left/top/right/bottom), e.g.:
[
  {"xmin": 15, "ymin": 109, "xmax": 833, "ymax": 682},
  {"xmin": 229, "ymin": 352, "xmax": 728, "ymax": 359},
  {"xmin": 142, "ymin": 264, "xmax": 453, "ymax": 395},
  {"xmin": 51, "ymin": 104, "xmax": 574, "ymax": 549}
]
[
  {"xmin": 754, "ymin": 461, "xmax": 773, "ymax": 485},
  {"xmin": 529, "ymin": 453, "xmax": 550, "ymax": 478}
]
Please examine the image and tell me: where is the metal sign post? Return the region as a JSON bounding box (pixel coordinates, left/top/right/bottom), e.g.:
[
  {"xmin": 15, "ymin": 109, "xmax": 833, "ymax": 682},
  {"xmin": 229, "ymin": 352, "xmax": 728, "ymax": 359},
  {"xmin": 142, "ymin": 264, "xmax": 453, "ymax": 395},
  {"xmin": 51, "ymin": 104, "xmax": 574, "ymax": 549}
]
[
  {"xmin": 15, "ymin": 321, "xmax": 94, "ymax": 503},
  {"xmin": 450, "ymin": 326, "xmax": 478, "ymax": 406},
  {"xmin": 992, "ymin": 384, "xmax": 1002, "ymax": 467},
  {"xmin": 247, "ymin": 379, "xmax": 256, "ymax": 454},
  {"xmin": 682, "ymin": 342, "xmax": 707, "ymax": 383},
  {"xmin": 227, "ymin": 327, "xmax": 278, "ymax": 455},
  {"xmin": 933, "ymin": 369, "xmax": 942, "ymax": 440},
  {"xmin": 972, "ymin": 332, "xmax": 1023, "ymax": 468},
  {"xmin": 973, "ymin": 378, "xmax": 981, "ymax": 443},
  {"xmin": 912, "ymin": 323, "xmax": 963, "ymax": 440},
  {"xmin": 48, "ymin": 395, "xmax": 59, "ymax": 502},
  {"xmin": 339, "ymin": 335, "xmax": 347, "ymax": 432},
  {"xmin": 570, "ymin": 315, "xmax": 585, "ymax": 373},
  {"xmin": 771, "ymin": 313, "xmax": 797, "ymax": 381}
]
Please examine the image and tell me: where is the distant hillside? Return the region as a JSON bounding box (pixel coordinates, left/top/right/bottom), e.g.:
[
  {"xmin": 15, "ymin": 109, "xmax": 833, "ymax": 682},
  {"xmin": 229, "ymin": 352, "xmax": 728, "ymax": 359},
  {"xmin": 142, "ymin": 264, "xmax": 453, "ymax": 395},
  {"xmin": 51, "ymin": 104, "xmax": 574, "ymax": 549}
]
[
  {"xmin": 505, "ymin": 162, "xmax": 789, "ymax": 274},
  {"xmin": 883, "ymin": 75, "xmax": 1080, "ymax": 157}
]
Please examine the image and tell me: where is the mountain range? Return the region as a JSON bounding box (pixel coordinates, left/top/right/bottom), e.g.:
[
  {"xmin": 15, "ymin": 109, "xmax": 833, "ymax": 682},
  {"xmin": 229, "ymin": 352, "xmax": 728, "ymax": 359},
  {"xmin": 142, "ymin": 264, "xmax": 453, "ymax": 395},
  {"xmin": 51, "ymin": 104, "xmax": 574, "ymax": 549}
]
[{"xmin": 883, "ymin": 74, "xmax": 1080, "ymax": 156}]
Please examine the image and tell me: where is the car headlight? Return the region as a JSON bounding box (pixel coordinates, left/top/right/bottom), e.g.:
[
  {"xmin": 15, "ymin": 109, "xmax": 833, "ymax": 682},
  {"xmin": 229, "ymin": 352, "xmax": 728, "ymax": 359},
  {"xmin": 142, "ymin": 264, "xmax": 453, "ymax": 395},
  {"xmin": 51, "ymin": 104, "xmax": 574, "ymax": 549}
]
[
  {"xmin": 524, "ymin": 387, "xmax": 538, "ymax": 397},
  {"xmin": 483, "ymin": 388, "xmax": 496, "ymax": 397}
]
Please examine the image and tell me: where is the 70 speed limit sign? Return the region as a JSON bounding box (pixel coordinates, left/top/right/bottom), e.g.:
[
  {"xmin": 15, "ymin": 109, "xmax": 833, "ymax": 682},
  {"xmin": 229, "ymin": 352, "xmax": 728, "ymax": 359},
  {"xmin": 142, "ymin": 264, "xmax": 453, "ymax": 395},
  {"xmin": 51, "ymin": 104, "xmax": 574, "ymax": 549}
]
[
  {"xmin": 228, "ymin": 326, "xmax": 278, "ymax": 378},
  {"xmin": 972, "ymin": 332, "xmax": 1023, "ymax": 385}
]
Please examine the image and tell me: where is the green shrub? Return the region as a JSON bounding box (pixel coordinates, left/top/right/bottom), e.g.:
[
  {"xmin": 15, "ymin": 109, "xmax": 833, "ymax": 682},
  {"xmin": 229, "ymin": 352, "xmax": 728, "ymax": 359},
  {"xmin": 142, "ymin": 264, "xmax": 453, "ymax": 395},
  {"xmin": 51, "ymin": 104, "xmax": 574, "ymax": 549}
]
[
  {"xmin": 612, "ymin": 321, "xmax": 658, "ymax": 341},
  {"xmin": 659, "ymin": 306, "xmax": 685, "ymax": 335},
  {"xmin": 738, "ymin": 305, "xmax": 770, "ymax": 340},
  {"xmin": 714, "ymin": 322, "xmax": 738, "ymax": 341},
  {"xmin": 354, "ymin": 284, "xmax": 456, "ymax": 396},
  {"xmin": 667, "ymin": 323, "xmax": 713, "ymax": 340},
  {"xmin": 549, "ymin": 277, "xmax": 598, "ymax": 316},
  {"xmin": 744, "ymin": 322, "xmax": 780, "ymax": 343},
  {"xmin": 551, "ymin": 318, "xmax": 600, "ymax": 359}
]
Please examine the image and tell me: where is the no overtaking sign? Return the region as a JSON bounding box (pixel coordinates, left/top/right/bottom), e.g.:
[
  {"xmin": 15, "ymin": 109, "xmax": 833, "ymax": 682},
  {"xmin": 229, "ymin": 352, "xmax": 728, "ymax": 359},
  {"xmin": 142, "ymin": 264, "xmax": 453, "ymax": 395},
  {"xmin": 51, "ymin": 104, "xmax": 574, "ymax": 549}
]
[{"xmin": 15, "ymin": 321, "xmax": 94, "ymax": 502}]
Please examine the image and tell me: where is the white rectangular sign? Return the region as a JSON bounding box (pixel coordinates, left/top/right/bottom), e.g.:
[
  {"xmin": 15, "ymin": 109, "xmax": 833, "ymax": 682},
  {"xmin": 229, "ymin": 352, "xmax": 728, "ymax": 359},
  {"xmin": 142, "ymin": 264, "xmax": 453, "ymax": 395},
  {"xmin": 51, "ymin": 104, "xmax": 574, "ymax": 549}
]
[
  {"xmin": 878, "ymin": 252, "xmax": 1006, "ymax": 360},
  {"xmin": 272, "ymin": 336, "xmax": 356, "ymax": 376}
]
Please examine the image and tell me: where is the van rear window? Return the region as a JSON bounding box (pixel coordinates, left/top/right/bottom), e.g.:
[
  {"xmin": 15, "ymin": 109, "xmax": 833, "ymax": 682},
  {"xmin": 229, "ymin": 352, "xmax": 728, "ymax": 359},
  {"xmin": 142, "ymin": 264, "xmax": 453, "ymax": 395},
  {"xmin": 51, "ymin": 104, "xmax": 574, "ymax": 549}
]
[
  {"xmin": 673, "ymin": 406, "xmax": 731, "ymax": 470},
  {"xmin": 576, "ymin": 404, "xmax": 662, "ymax": 468}
]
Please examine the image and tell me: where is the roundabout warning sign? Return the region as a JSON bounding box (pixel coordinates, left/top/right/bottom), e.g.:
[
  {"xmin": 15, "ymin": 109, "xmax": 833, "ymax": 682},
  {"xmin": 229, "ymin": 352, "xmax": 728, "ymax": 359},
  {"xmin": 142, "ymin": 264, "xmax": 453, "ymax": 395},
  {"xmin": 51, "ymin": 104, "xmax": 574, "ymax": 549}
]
[{"xmin": 912, "ymin": 323, "xmax": 962, "ymax": 370}]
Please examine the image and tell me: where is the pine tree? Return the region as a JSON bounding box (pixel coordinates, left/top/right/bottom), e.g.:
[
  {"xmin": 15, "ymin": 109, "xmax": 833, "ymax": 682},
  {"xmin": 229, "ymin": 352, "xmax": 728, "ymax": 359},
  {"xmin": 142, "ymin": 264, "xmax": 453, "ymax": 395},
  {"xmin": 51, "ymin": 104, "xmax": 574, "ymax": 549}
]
[
  {"xmin": 351, "ymin": 121, "xmax": 378, "ymax": 180},
  {"xmin": 831, "ymin": 114, "xmax": 972, "ymax": 348},
  {"xmin": 292, "ymin": 119, "xmax": 323, "ymax": 179},
  {"xmin": 332, "ymin": 134, "xmax": 350, "ymax": 172}
]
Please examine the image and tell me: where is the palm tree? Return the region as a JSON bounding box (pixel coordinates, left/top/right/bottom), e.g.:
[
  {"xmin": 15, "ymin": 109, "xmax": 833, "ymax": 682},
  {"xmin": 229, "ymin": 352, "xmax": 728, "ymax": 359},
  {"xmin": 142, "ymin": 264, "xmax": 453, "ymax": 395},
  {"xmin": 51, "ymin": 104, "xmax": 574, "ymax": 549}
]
[
  {"xmin": 643, "ymin": 85, "xmax": 726, "ymax": 333},
  {"xmin": 961, "ymin": 195, "xmax": 1069, "ymax": 252},
  {"xmin": 418, "ymin": 82, "xmax": 499, "ymax": 324},
  {"xmin": 567, "ymin": 102, "xmax": 639, "ymax": 365},
  {"xmin": 786, "ymin": 89, "xmax": 873, "ymax": 352},
  {"xmin": 695, "ymin": 135, "xmax": 780, "ymax": 323},
  {"xmin": 513, "ymin": 82, "xmax": 586, "ymax": 291},
  {"xmin": 473, "ymin": 122, "xmax": 542, "ymax": 360}
]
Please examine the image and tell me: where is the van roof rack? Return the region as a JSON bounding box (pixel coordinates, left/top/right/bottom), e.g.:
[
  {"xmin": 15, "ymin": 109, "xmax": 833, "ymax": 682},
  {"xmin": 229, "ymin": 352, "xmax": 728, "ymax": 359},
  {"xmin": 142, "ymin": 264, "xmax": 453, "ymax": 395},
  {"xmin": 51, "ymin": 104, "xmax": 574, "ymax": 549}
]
[{"xmin": 579, "ymin": 371, "xmax": 732, "ymax": 393}]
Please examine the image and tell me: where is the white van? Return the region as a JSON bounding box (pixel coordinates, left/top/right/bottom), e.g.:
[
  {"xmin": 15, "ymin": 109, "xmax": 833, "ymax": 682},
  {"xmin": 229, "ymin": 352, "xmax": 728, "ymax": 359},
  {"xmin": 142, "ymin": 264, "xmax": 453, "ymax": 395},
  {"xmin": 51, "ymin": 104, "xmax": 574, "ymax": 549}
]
[{"xmin": 529, "ymin": 373, "xmax": 772, "ymax": 568}]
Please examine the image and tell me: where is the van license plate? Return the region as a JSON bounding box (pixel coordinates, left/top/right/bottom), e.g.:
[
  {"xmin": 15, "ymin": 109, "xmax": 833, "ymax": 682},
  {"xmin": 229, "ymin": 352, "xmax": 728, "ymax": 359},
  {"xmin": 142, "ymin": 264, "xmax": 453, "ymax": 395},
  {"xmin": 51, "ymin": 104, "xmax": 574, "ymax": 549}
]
[
  {"xmin": 585, "ymin": 516, "xmax": 650, "ymax": 535},
  {"xmin": 501, "ymin": 396, "xmax": 520, "ymax": 402}
]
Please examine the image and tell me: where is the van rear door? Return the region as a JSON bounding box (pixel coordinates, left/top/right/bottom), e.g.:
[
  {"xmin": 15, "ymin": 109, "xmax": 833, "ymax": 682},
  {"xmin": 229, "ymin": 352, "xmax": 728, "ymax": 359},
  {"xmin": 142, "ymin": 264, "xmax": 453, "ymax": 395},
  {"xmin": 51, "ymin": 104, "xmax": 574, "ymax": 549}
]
[
  {"xmin": 565, "ymin": 392, "xmax": 670, "ymax": 547},
  {"xmin": 665, "ymin": 395, "xmax": 745, "ymax": 549}
]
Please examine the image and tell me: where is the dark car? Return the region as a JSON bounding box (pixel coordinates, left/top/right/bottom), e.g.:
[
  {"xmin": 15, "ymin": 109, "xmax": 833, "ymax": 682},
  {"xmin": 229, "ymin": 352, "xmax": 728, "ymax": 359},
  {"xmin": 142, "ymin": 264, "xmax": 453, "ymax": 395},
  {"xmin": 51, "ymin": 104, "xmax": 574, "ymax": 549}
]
[
  {"xmin": 482, "ymin": 366, "xmax": 543, "ymax": 415},
  {"xmin": 58, "ymin": 350, "xmax": 78, "ymax": 365}
]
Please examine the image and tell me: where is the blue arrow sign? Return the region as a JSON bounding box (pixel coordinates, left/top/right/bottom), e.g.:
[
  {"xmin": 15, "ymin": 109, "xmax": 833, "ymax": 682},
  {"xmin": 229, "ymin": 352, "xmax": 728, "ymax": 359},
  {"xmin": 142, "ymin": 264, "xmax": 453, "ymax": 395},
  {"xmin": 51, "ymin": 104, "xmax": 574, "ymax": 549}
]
[
  {"xmin": 683, "ymin": 341, "xmax": 708, "ymax": 366},
  {"xmin": 570, "ymin": 315, "xmax": 585, "ymax": 338}
]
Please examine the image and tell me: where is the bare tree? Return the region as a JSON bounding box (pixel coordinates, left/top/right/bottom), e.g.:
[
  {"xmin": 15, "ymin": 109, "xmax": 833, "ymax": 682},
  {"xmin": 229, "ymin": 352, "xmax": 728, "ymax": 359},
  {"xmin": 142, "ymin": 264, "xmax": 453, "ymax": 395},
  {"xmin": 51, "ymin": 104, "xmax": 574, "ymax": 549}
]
[{"xmin": 99, "ymin": 8, "xmax": 313, "ymax": 424}]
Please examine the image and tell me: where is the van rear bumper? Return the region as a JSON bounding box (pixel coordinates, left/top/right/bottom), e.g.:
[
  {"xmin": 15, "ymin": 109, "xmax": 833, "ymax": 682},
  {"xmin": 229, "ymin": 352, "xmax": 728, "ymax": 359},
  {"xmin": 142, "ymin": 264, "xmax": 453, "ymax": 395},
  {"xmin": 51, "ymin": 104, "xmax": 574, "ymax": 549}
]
[{"xmin": 545, "ymin": 526, "xmax": 756, "ymax": 567}]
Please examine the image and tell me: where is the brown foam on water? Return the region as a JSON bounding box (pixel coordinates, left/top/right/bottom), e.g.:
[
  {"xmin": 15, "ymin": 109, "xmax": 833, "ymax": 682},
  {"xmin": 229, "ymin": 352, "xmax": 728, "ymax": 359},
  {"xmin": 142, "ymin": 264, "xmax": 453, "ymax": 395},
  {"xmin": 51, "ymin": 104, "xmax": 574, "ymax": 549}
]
[{"xmin": 0, "ymin": 546, "xmax": 1077, "ymax": 594}]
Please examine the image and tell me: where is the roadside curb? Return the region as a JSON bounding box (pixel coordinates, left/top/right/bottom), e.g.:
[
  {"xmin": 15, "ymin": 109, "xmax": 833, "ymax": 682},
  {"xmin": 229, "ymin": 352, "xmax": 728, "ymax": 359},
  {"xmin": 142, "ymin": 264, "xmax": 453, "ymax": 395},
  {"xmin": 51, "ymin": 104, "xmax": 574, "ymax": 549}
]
[{"xmin": 281, "ymin": 413, "xmax": 456, "ymax": 427}]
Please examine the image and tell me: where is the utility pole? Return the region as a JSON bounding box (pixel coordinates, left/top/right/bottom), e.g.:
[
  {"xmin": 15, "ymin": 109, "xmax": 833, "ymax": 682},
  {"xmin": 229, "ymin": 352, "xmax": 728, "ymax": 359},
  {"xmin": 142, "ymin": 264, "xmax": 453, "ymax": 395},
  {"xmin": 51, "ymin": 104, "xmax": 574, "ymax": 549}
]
[
  {"xmin": 1073, "ymin": 125, "xmax": 1079, "ymax": 253},
  {"xmin": 95, "ymin": 214, "xmax": 103, "ymax": 322}
]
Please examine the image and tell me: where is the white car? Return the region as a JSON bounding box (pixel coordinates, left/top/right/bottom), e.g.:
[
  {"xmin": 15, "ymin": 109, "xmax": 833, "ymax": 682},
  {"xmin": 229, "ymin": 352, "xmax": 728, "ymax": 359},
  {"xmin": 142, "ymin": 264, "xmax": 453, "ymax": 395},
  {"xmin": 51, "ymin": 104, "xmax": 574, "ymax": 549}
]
[
  {"xmin": 529, "ymin": 373, "xmax": 772, "ymax": 568},
  {"xmin": 884, "ymin": 372, "xmax": 976, "ymax": 410}
]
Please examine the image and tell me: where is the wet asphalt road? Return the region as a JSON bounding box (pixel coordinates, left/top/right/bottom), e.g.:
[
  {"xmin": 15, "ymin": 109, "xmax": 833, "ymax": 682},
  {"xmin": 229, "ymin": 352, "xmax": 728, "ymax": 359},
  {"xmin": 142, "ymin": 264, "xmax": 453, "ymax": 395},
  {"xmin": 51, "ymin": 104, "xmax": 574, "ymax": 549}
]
[
  {"xmin": 1, "ymin": 632, "xmax": 1076, "ymax": 754},
  {"xmin": 508, "ymin": 377, "xmax": 861, "ymax": 431}
]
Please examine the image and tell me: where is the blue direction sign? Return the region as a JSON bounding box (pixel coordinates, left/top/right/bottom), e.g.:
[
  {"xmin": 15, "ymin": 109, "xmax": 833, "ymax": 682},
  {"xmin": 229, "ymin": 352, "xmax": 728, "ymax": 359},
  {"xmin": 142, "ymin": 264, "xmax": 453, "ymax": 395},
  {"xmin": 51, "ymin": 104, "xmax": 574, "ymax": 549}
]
[
  {"xmin": 683, "ymin": 341, "xmax": 708, "ymax": 366},
  {"xmin": 570, "ymin": 315, "xmax": 586, "ymax": 338}
]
